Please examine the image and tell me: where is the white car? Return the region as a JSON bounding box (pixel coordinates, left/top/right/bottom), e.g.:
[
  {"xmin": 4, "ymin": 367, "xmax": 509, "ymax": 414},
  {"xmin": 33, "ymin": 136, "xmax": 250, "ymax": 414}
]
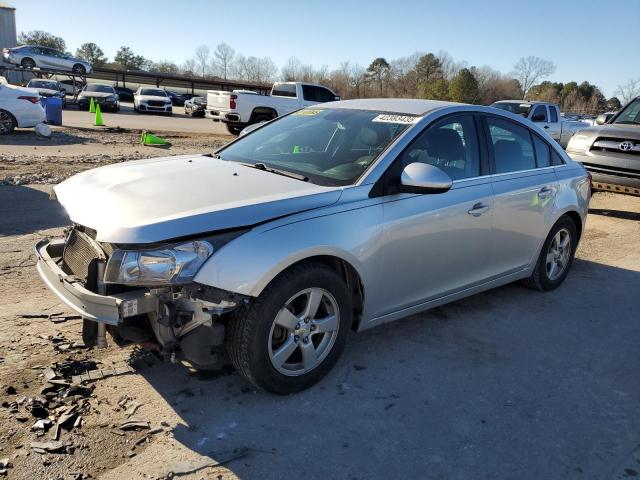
[
  {"xmin": 133, "ymin": 88, "xmax": 173, "ymax": 115},
  {"xmin": 0, "ymin": 82, "xmax": 45, "ymax": 134},
  {"xmin": 206, "ymin": 81, "xmax": 339, "ymax": 135}
]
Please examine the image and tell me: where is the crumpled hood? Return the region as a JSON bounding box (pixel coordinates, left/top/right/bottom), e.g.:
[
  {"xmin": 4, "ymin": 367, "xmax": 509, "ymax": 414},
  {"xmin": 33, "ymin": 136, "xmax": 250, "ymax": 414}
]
[{"xmin": 54, "ymin": 154, "xmax": 342, "ymax": 244}]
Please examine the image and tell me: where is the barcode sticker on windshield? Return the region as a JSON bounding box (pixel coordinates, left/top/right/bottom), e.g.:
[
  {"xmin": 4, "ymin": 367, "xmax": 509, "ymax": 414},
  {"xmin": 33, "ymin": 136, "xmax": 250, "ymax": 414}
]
[{"xmin": 372, "ymin": 114, "xmax": 419, "ymax": 124}]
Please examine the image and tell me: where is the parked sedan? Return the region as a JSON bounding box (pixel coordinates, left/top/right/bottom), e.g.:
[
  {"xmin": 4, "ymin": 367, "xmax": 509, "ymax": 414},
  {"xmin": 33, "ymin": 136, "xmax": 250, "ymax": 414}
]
[
  {"xmin": 133, "ymin": 88, "xmax": 172, "ymax": 114},
  {"xmin": 114, "ymin": 87, "xmax": 135, "ymax": 102},
  {"xmin": 567, "ymin": 96, "xmax": 640, "ymax": 195},
  {"xmin": 77, "ymin": 84, "xmax": 120, "ymax": 112},
  {"xmin": 2, "ymin": 46, "xmax": 92, "ymax": 75},
  {"xmin": 166, "ymin": 90, "xmax": 187, "ymax": 106},
  {"xmin": 0, "ymin": 82, "xmax": 45, "ymax": 134},
  {"xmin": 184, "ymin": 96, "xmax": 206, "ymax": 116},
  {"xmin": 26, "ymin": 79, "xmax": 67, "ymax": 107},
  {"xmin": 35, "ymin": 99, "xmax": 590, "ymax": 393}
]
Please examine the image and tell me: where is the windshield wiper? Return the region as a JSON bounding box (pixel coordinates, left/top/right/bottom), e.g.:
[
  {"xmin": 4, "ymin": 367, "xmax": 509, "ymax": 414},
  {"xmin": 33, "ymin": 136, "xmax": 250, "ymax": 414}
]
[{"xmin": 238, "ymin": 162, "xmax": 309, "ymax": 182}]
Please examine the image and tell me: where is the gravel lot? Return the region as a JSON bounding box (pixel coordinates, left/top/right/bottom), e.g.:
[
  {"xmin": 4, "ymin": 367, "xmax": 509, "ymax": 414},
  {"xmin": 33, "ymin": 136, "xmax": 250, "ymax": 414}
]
[{"xmin": 0, "ymin": 126, "xmax": 639, "ymax": 479}]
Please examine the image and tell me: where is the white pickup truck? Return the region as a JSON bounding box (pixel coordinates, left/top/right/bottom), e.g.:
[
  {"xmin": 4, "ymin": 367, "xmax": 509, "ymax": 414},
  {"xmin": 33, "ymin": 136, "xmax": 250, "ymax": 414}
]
[
  {"xmin": 491, "ymin": 100, "xmax": 588, "ymax": 148},
  {"xmin": 206, "ymin": 81, "xmax": 339, "ymax": 135}
]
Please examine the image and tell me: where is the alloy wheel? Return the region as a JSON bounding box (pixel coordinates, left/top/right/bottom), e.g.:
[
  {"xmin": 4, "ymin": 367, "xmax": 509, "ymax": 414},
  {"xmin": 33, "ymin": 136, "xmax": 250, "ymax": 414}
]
[
  {"xmin": 268, "ymin": 287, "xmax": 340, "ymax": 376},
  {"xmin": 546, "ymin": 228, "xmax": 571, "ymax": 281},
  {"xmin": 0, "ymin": 111, "xmax": 15, "ymax": 134}
]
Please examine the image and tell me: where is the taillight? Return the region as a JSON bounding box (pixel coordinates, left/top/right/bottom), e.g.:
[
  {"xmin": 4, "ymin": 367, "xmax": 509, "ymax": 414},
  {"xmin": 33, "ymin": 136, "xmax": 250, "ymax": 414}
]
[
  {"xmin": 229, "ymin": 94, "xmax": 237, "ymax": 109},
  {"xmin": 18, "ymin": 96, "xmax": 40, "ymax": 104}
]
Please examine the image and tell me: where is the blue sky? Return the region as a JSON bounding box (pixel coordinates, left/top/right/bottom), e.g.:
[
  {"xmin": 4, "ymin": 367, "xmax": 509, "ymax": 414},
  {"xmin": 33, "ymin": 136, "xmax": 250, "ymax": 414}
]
[{"xmin": 10, "ymin": 0, "xmax": 640, "ymax": 97}]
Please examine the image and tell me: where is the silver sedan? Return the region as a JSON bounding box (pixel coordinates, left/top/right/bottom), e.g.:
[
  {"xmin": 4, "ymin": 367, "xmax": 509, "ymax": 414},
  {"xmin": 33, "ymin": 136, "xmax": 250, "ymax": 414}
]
[
  {"xmin": 2, "ymin": 45, "xmax": 92, "ymax": 75},
  {"xmin": 36, "ymin": 99, "xmax": 591, "ymax": 394}
]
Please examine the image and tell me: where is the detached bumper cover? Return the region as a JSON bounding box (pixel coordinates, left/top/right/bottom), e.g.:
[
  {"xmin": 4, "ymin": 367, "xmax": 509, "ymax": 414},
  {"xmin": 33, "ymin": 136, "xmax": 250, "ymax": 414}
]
[{"xmin": 36, "ymin": 238, "xmax": 157, "ymax": 325}]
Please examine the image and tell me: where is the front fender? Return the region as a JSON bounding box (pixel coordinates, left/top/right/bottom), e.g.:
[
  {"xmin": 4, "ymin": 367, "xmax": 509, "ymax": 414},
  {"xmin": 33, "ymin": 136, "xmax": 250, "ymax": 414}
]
[{"xmin": 193, "ymin": 196, "xmax": 383, "ymax": 300}]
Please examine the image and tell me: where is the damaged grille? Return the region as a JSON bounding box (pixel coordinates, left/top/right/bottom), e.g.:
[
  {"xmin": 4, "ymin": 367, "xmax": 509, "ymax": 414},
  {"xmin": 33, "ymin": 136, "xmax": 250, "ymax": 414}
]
[{"xmin": 62, "ymin": 228, "xmax": 106, "ymax": 289}]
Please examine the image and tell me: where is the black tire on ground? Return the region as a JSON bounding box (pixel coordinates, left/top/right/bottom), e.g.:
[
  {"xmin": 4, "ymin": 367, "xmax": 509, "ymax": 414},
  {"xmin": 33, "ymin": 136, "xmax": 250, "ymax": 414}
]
[
  {"xmin": 226, "ymin": 263, "xmax": 352, "ymax": 394},
  {"xmin": 20, "ymin": 57, "xmax": 36, "ymax": 69},
  {"xmin": 72, "ymin": 64, "xmax": 86, "ymax": 75},
  {"xmin": 251, "ymin": 114, "xmax": 273, "ymax": 124},
  {"xmin": 226, "ymin": 124, "xmax": 244, "ymax": 135},
  {"xmin": 0, "ymin": 109, "xmax": 17, "ymax": 134},
  {"xmin": 524, "ymin": 215, "xmax": 578, "ymax": 291}
]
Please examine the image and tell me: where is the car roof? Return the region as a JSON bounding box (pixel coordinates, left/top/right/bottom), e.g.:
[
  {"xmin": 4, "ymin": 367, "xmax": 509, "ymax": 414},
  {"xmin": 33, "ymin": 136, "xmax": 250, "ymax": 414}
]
[
  {"xmin": 318, "ymin": 98, "xmax": 460, "ymax": 115},
  {"xmin": 493, "ymin": 100, "xmax": 555, "ymax": 106}
]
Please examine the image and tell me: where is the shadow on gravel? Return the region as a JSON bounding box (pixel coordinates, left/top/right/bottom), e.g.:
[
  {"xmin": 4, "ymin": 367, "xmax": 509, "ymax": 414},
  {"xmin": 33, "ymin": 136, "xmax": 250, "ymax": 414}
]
[
  {"xmin": 589, "ymin": 207, "xmax": 640, "ymax": 222},
  {"xmin": 0, "ymin": 185, "xmax": 68, "ymax": 236},
  {"xmin": 128, "ymin": 259, "xmax": 640, "ymax": 479},
  {"xmin": 0, "ymin": 129, "xmax": 91, "ymax": 146}
]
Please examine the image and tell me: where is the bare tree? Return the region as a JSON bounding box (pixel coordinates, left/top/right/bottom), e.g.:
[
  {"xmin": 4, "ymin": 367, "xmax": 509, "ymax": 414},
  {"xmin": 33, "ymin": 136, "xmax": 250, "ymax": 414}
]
[
  {"xmin": 615, "ymin": 78, "xmax": 640, "ymax": 105},
  {"xmin": 513, "ymin": 56, "xmax": 556, "ymax": 98},
  {"xmin": 194, "ymin": 45, "xmax": 210, "ymax": 78},
  {"xmin": 181, "ymin": 58, "xmax": 197, "ymax": 75},
  {"xmin": 213, "ymin": 43, "xmax": 235, "ymax": 80},
  {"xmin": 281, "ymin": 57, "xmax": 302, "ymax": 81}
]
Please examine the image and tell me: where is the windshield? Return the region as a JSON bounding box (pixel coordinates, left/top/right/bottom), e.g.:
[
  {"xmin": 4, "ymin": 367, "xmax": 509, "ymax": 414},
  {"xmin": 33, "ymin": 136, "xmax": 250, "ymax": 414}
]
[
  {"xmin": 28, "ymin": 80, "xmax": 58, "ymax": 89},
  {"xmin": 140, "ymin": 89, "xmax": 167, "ymax": 97},
  {"xmin": 491, "ymin": 102, "xmax": 532, "ymax": 117},
  {"xmin": 84, "ymin": 84, "xmax": 114, "ymax": 93},
  {"xmin": 218, "ymin": 108, "xmax": 415, "ymax": 186},
  {"xmin": 613, "ymin": 98, "xmax": 640, "ymax": 125}
]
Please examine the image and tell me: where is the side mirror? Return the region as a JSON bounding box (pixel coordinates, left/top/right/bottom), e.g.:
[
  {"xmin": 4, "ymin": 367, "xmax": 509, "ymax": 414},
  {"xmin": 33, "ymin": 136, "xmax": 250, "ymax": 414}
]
[
  {"xmin": 399, "ymin": 163, "xmax": 452, "ymax": 194},
  {"xmin": 595, "ymin": 114, "xmax": 608, "ymax": 125},
  {"xmin": 335, "ymin": 96, "xmax": 341, "ymax": 101},
  {"xmin": 531, "ymin": 114, "xmax": 546, "ymax": 122}
]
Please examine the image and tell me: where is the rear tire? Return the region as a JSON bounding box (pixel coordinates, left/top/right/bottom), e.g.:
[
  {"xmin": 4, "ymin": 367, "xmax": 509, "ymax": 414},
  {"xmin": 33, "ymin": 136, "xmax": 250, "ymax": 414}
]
[
  {"xmin": 20, "ymin": 57, "xmax": 36, "ymax": 69},
  {"xmin": 0, "ymin": 109, "xmax": 17, "ymax": 134},
  {"xmin": 226, "ymin": 263, "xmax": 351, "ymax": 394},
  {"xmin": 226, "ymin": 124, "xmax": 243, "ymax": 135},
  {"xmin": 524, "ymin": 216, "xmax": 577, "ymax": 291},
  {"xmin": 251, "ymin": 114, "xmax": 273, "ymax": 125}
]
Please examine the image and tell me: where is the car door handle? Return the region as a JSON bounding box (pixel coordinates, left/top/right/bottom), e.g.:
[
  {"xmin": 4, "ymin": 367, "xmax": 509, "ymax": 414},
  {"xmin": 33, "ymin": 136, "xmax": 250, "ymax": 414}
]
[
  {"xmin": 467, "ymin": 203, "xmax": 490, "ymax": 217},
  {"xmin": 543, "ymin": 125, "xmax": 550, "ymax": 129},
  {"xmin": 538, "ymin": 186, "xmax": 554, "ymax": 199}
]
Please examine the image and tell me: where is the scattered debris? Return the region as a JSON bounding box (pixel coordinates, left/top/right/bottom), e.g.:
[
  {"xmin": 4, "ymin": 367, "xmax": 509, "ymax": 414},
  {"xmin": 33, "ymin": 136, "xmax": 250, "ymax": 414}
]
[
  {"xmin": 16, "ymin": 311, "xmax": 63, "ymax": 319},
  {"xmin": 30, "ymin": 440, "xmax": 66, "ymax": 454},
  {"xmin": 3, "ymin": 386, "xmax": 16, "ymax": 395},
  {"xmin": 161, "ymin": 447, "xmax": 249, "ymax": 479},
  {"xmin": 72, "ymin": 365, "xmax": 134, "ymax": 384},
  {"xmin": 119, "ymin": 419, "xmax": 150, "ymax": 431}
]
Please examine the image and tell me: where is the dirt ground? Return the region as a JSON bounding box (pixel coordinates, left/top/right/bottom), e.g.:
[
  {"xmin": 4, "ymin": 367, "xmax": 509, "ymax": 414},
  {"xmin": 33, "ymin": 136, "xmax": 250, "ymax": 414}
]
[
  {"xmin": 0, "ymin": 126, "xmax": 229, "ymax": 185},
  {"xmin": 0, "ymin": 127, "xmax": 639, "ymax": 479}
]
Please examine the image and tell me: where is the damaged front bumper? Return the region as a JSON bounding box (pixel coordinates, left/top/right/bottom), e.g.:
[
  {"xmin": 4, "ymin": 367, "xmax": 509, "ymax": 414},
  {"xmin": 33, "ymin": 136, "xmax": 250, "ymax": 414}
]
[{"xmin": 36, "ymin": 237, "xmax": 158, "ymax": 325}]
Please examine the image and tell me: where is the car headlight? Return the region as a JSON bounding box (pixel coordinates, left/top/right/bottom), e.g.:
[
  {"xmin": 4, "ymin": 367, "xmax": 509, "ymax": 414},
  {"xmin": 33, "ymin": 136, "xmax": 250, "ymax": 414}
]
[
  {"xmin": 104, "ymin": 240, "xmax": 213, "ymax": 286},
  {"xmin": 106, "ymin": 95, "xmax": 116, "ymax": 101},
  {"xmin": 567, "ymin": 134, "xmax": 590, "ymax": 153}
]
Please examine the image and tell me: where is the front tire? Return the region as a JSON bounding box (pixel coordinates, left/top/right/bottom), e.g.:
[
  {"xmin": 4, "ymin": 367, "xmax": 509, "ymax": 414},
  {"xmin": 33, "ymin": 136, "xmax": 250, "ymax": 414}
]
[
  {"xmin": 525, "ymin": 216, "xmax": 577, "ymax": 291},
  {"xmin": 72, "ymin": 64, "xmax": 86, "ymax": 75},
  {"xmin": 20, "ymin": 57, "xmax": 36, "ymax": 69},
  {"xmin": 226, "ymin": 264, "xmax": 351, "ymax": 394}
]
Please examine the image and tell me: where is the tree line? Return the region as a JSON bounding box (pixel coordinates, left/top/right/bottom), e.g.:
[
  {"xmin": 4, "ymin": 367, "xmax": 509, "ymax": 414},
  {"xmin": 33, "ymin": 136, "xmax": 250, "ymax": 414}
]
[{"xmin": 16, "ymin": 30, "xmax": 640, "ymax": 114}]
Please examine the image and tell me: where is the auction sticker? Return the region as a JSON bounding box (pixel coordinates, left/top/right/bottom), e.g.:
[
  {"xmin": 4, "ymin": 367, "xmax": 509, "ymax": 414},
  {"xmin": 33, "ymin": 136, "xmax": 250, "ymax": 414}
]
[{"xmin": 372, "ymin": 114, "xmax": 419, "ymax": 124}]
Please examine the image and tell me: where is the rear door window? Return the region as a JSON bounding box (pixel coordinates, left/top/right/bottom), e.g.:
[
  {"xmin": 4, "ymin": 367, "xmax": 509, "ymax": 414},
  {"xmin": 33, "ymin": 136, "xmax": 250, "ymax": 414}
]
[
  {"xmin": 532, "ymin": 134, "xmax": 551, "ymax": 168},
  {"xmin": 486, "ymin": 116, "xmax": 536, "ymax": 173},
  {"xmin": 549, "ymin": 106, "xmax": 558, "ymax": 122},
  {"xmin": 272, "ymin": 83, "xmax": 297, "ymax": 98}
]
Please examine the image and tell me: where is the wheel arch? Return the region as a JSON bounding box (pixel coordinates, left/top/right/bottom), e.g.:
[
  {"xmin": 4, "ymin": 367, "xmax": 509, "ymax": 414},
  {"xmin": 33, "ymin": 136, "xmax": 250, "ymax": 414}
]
[
  {"xmin": 264, "ymin": 255, "xmax": 365, "ymax": 331},
  {"xmin": 249, "ymin": 107, "xmax": 277, "ymax": 123},
  {"xmin": 0, "ymin": 108, "xmax": 17, "ymax": 132},
  {"xmin": 563, "ymin": 210, "xmax": 583, "ymax": 242}
]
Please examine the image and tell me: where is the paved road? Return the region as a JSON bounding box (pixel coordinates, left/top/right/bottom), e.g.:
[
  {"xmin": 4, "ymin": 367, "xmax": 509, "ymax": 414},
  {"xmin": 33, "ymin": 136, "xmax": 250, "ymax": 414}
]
[{"xmin": 60, "ymin": 102, "xmax": 229, "ymax": 134}]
